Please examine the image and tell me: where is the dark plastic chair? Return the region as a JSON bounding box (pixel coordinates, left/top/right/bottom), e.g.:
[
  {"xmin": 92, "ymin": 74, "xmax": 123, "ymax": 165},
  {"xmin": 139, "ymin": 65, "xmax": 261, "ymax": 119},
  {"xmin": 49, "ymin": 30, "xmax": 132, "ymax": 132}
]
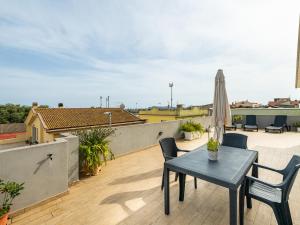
[
  {"xmin": 265, "ymin": 115, "xmax": 287, "ymax": 133},
  {"xmin": 244, "ymin": 115, "xmax": 258, "ymax": 132},
  {"xmin": 159, "ymin": 137, "xmax": 197, "ymax": 190},
  {"xmin": 221, "ymin": 133, "xmax": 248, "ymax": 149},
  {"xmin": 239, "ymin": 155, "xmax": 300, "ymax": 225}
]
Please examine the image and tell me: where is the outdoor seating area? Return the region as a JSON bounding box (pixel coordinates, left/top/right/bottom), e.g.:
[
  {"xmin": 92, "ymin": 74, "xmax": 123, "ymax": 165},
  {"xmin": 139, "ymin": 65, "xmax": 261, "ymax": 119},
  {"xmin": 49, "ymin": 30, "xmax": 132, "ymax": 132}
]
[{"xmin": 9, "ymin": 130, "xmax": 300, "ymax": 225}]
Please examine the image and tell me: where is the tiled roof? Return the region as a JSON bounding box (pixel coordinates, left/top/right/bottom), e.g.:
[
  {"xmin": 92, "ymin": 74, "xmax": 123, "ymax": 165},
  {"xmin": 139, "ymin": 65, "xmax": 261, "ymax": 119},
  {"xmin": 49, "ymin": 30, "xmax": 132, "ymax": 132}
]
[{"xmin": 33, "ymin": 108, "xmax": 144, "ymax": 131}]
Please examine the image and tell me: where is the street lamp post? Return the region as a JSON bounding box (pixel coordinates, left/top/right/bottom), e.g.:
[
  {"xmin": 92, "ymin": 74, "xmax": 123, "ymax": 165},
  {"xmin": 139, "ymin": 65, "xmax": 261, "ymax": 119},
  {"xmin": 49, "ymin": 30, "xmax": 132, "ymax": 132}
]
[
  {"xmin": 169, "ymin": 82, "xmax": 174, "ymax": 109},
  {"xmin": 104, "ymin": 112, "xmax": 112, "ymax": 127}
]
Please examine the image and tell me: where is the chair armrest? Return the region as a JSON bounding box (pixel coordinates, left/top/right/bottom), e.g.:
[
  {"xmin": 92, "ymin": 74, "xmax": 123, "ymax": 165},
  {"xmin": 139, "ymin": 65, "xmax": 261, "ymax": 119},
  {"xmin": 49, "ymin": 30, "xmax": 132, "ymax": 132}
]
[
  {"xmin": 178, "ymin": 149, "xmax": 190, "ymax": 153},
  {"xmin": 252, "ymin": 162, "xmax": 283, "ymax": 174},
  {"xmin": 246, "ymin": 176, "xmax": 282, "ymax": 189},
  {"xmin": 165, "ymin": 156, "xmax": 175, "ymax": 161}
]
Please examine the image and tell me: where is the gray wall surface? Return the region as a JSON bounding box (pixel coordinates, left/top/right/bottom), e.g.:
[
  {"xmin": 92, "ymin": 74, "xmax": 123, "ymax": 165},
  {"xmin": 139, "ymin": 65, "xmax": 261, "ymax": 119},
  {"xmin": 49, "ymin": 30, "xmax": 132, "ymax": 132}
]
[
  {"xmin": 110, "ymin": 116, "xmax": 212, "ymax": 156},
  {"xmin": 0, "ymin": 136, "xmax": 79, "ymax": 213},
  {"xmin": 61, "ymin": 133, "xmax": 79, "ymax": 185},
  {"xmin": 0, "ymin": 123, "xmax": 26, "ymax": 134}
]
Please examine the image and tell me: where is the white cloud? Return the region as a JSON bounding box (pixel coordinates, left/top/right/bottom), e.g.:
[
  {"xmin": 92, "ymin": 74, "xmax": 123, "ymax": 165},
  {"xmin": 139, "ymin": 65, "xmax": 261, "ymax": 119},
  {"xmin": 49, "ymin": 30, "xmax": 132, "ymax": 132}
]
[{"xmin": 0, "ymin": 0, "xmax": 299, "ymax": 107}]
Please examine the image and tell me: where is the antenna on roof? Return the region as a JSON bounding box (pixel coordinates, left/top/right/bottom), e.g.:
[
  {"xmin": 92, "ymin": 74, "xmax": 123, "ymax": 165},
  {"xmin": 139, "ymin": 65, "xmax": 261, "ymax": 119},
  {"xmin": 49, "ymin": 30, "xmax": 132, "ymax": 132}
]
[{"xmin": 100, "ymin": 96, "xmax": 102, "ymax": 108}]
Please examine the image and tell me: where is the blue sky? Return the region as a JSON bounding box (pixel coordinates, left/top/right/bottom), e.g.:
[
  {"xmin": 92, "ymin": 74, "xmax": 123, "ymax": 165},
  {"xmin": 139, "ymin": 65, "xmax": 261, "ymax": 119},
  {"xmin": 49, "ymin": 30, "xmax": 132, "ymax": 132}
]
[{"xmin": 0, "ymin": 0, "xmax": 300, "ymax": 108}]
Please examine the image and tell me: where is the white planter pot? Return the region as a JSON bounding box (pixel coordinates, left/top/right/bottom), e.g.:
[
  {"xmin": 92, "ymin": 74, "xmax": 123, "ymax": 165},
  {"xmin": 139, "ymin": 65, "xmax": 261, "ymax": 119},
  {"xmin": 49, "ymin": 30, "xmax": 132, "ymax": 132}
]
[
  {"xmin": 184, "ymin": 132, "xmax": 193, "ymax": 140},
  {"xmin": 297, "ymin": 127, "xmax": 300, "ymax": 132},
  {"xmin": 236, "ymin": 124, "xmax": 242, "ymax": 129},
  {"xmin": 184, "ymin": 131, "xmax": 201, "ymax": 140},
  {"xmin": 194, "ymin": 131, "xmax": 201, "ymax": 139},
  {"xmin": 207, "ymin": 150, "xmax": 218, "ymax": 161}
]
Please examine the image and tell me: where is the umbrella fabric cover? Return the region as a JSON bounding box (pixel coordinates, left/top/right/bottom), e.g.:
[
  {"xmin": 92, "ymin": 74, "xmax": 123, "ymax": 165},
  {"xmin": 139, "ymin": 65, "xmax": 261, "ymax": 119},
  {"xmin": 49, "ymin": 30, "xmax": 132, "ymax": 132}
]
[{"xmin": 212, "ymin": 69, "xmax": 231, "ymax": 143}]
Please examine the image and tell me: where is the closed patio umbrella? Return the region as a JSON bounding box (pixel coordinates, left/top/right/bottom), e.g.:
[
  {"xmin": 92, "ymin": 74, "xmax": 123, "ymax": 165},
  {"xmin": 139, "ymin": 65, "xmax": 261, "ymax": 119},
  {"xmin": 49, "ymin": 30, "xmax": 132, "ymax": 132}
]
[{"xmin": 212, "ymin": 69, "xmax": 231, "ymax": 143}]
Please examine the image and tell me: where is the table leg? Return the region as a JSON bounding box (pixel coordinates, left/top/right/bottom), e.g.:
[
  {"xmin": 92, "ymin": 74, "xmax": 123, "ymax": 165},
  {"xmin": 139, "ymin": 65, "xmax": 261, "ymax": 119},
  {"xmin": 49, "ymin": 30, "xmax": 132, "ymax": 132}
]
[
  {"xmin": 239, "ymin": 181, "xmax": 246, "ymax": 225},
  {"xmin": 246, "ymin": 178, "xmax": 252, "ymax": 209},
  {"xmin": 252, "ymin": 156, "xmax": 259, "ymax": 178},
  {"xmin": 164, "ymin": 165, "xmax": 170, "ymax": 215},
  {"xmin": 179, "ymin": 173, "xmax": 186, "ymax": 202},
  {"xmin": 229, "ymin": 189, "xmax": 237, "ymax": 225}
]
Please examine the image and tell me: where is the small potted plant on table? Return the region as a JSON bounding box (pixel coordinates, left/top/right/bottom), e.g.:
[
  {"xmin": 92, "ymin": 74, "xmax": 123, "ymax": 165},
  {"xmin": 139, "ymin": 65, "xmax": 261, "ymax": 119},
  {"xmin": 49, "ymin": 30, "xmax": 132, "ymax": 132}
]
[
  {"xmin": 0, "ymin": 179, "xmax": 24, "ymax": 225},
  {"xmin": 207, "ymin": 138, "xmax": 219, "ymax": 161},
  {"xmin": 293, "ymin": 122, "xmax": 300, "ymax": 132},
  {"xmin": 179, "ymin": 121, "xmax": 205, "ymax": 141}
]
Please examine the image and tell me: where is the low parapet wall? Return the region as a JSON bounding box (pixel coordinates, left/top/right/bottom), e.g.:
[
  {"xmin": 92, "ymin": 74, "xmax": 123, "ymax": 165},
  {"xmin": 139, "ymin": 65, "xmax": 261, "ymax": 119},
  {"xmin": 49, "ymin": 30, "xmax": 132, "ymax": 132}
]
[
  {"xmin": 0, "ymin": 123, "xmax": 26, "ymax": 134},
  {"xmin": 110, "ymin": 116, "xmax": 212, "ymax": 156},
  {"xmin": 0, "ymin": 134, "xmax": 79, "ymax": 213}
]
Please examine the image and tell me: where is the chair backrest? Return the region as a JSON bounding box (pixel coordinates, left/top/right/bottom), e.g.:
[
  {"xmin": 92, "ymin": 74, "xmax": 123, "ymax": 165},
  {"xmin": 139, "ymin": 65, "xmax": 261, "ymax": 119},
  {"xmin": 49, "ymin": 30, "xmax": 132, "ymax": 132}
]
[
  {"xmin": 274, "ymin": 115, "xmax": 287, "ymax": 127},
  {"xmin": 281, "ymin": 155, "xmax": 300, "ymax": 201},
  {"xmin": 246, "ymin": 115, "xmax": 256, "ymax": 126},
  {"xmin": 222, "ymin": 133, "xmax": 248, "ymax": 149},
  {"xmin": 159, "ymin": 137, "xmax": 179, "ymax": 160}
]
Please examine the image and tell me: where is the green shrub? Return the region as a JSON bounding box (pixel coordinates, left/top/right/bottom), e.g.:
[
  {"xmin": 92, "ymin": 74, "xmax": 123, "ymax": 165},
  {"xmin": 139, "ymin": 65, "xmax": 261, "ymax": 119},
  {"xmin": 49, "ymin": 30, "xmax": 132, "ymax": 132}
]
[
  {"xmin": 0, "ymin": 179, "xmax": 24, "ymax": 217},
  {"xmin": 293, "ymin": 122, "xmax": 300, "ymax": 127},
  {"xmin": 207, "ymin": 138, "xmax": 219, "ymax": 152},
  {"xmin": 232, "ymin": 115, "xmax": 243, "ymax": 123},
  {"xmin": 179, "ymin": 121, "xmax": 205, "ymax": 133},
  {"xmin": 76, "ymin": 128, "xmax": 115, "ymax": 175}
]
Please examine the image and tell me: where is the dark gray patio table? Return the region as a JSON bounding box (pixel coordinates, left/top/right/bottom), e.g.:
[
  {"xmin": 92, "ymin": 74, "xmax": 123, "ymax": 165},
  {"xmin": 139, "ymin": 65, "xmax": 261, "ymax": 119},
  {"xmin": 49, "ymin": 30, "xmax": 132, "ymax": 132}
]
[{"xmin": 164, "ymin": 145, "xmax": 258, "ymax": 225}]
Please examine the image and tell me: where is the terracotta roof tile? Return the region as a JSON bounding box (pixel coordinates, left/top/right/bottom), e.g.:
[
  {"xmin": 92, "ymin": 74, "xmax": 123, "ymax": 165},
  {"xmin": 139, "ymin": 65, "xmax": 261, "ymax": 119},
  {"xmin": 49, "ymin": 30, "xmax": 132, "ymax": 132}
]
[{"xmin": 33, "ymin": 108, "xmax": 144, "ymax": 131}]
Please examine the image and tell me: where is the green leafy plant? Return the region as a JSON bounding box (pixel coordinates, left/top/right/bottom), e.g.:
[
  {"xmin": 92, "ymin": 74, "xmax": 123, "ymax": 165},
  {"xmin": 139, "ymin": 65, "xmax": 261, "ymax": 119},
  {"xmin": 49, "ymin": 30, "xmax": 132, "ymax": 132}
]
[
  {"xmin": 207, "ymin": 138, "xmax": 219, "ymax": 152},
  {"xmin": 232, "ymin": 115, "xmax": 243, "ymax": 124},
  {"xmin": 76, "ymin": 128, "xmax": 115, "ymax": 175},
  {"xmin": 0, "ymin": 179, "xmax": 24, "ymax": 217},
  {"xmin": 179, "ymin": 121, "xmax": 205, "ymax": 133},
  {"xmin": 293, "ymin": 122, "xmax": 300, "ymax": 128}
]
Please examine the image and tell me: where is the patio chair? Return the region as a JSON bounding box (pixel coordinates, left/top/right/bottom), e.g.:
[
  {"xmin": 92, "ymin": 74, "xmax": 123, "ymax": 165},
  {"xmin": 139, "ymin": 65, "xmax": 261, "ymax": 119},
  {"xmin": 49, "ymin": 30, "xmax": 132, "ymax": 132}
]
[
  {"xmin": 265, "ymin": 115, "xmax": 287, "ymax": 133},
  {"xmin": 243, "ymin": 115, "xmax": 258, "ymax": 132},
  {"xmin": 221, "ymin": 133, "xmax": 248, "ymax": 149},
  {"xmin": 239, "ymin": 155, "xmax": 300, "ymax": 225},
  {"xmin": 159, "ymin": 137, "xmax": 197, "ymax": 190},
  {"xmin": 224, "ymin": 124, "xmax": 237, "ymax": 131}
]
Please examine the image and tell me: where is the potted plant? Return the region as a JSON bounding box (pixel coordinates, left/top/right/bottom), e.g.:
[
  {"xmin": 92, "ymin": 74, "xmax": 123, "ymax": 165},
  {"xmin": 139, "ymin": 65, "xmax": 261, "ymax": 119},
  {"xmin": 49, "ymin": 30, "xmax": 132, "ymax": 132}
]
[
  {"xmin": 293, "ymin": 122, "xmax": 300, "ymax": 132},
  {"xmin": 0, "ymin": 179, "xmax": 24, "ymax": 225},
  {"xmin": 179, "ymin": 121, "xmax": 205, "ymax": 141},
  {"xmin": 233, "ymin": 115, "xmax": 243, "ymax": 129},
  {"xmin": 207, "ymin": 138, "xmax": 219, "ymax": 161},
  {"xmin": 76, "ymin": 127, "xmax": 115, "ymax": 176}
]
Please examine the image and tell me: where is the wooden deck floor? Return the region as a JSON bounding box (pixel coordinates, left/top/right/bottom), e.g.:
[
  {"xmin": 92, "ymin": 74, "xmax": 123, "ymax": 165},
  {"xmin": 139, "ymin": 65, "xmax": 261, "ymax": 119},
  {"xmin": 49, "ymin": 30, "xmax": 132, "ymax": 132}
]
[{"xmin": 10, "ymin": 131, "xmax": 300, "ymax": 225}]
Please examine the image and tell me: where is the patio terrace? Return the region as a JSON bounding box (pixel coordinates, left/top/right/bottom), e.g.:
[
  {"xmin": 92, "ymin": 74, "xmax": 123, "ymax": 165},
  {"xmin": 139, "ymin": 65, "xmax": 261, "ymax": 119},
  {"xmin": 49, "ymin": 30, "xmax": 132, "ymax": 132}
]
[{"xmin": 10, "ymin": 130, "xmax": 300, "ymax": 225}]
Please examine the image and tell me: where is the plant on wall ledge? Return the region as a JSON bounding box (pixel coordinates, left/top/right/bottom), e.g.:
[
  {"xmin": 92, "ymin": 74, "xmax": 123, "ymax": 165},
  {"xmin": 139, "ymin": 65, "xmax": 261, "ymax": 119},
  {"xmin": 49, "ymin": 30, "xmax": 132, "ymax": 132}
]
[
  {"xmin": 232, "ymin": 115, "xmax": 243, "ymax": 124},
  {"xmin": 0, "ymin": 179, "xmax": 24, "ymax": 225},
  {"xmin": 179, "ymin": 121, "xmax": 205, "ymax": 141},
  {"xmin": 76, "ymin": 127, "xmax": 115, "ymax": 176},
  {"xmin": 232, "ymin": 115, "xmax": 243, "ymax": 128}
]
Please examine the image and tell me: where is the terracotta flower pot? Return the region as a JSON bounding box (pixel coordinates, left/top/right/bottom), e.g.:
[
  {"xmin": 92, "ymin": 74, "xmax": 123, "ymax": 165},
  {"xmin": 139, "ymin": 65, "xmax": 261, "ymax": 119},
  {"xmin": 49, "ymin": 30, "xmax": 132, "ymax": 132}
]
[
  {"xmin": 91, "ymin": 166, "xmax": 102, "ymax": 176},
  {"xmin": 0, "ymin": 213, "xmax": 8, "ymax": 225}
]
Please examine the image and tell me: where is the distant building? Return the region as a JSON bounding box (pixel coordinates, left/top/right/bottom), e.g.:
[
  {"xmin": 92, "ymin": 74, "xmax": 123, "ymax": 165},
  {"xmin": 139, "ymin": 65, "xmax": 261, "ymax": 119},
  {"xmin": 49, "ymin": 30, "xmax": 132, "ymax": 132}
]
[
  {"xmin": 231, "ymin": 100, "xmax": 262, "ymax": 108},
  {"xmin": 138, "ymin": 104, "xmax": 208, "ymax": 123},
  {"xmin": 25, "ymin": 106, "xmax": 145, "ymax": 143},
  {"xmin": 268, "ymin": 98, "xmax": 299, "ymax": 108}
]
